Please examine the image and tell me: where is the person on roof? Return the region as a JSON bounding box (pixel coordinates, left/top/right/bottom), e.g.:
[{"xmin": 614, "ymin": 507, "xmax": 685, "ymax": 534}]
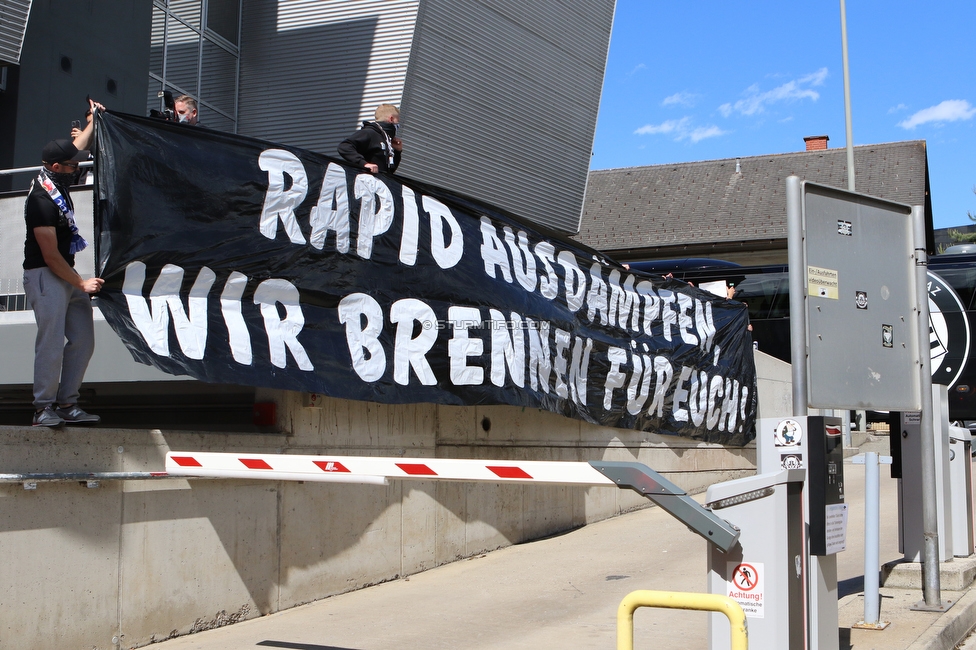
[
  {"xmin": 174, "ymin": 95, "xmax": 203, "ymax": 126},
  {"xmin": 337, "ymin": 104, "xmax": 402, "ymax": 174}
]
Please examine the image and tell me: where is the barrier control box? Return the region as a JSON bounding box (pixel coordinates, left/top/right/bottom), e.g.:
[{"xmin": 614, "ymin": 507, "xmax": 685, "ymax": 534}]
[{"xmin": 758, "ymin": 416, "xmax": 847, "ymax": 556}]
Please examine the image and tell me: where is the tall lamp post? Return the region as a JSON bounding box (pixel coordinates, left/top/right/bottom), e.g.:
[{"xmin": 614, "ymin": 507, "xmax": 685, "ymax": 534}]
[{"xmin": 840, "ymin": 0, "xmax": 855, "ymax": 192}]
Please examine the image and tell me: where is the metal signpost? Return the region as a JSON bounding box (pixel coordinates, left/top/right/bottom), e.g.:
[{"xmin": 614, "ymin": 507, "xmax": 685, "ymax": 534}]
[
  {"xmin": 798, "ymin": 182, "xmax": 920, "ymax": 411},
  {"xmin": 786, "ymin": 176, "xmax": 930, "ymax": 648}
]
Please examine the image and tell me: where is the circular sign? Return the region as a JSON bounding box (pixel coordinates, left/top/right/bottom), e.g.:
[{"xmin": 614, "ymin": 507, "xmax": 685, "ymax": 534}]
[
  {"xmin": 773, "ymin": 419, "xmax": 802, "ymax": 447},
  {"xmin": 927, "ymin": 270, "xmax": 971, "ymax": 389},
  {"xmin": 781, "ymin": 454, "xmax": 803, "ymax": 470},
  {"xmin": 732, "ymin": 563, "xmax": 759, "ymax": 591}
]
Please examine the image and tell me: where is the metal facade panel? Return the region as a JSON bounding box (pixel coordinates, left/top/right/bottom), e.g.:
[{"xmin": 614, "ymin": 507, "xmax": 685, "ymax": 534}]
[
  {"xmin": 238, "ymin": 0, "xmax": 419, "ymax": 155},
  {"xmin": 398, "ymin": 0, "xmax": 614, "ymax": 233},
  {"xmin": 0, "ymin": 0, "xmax": 32, "ymax": 65}
]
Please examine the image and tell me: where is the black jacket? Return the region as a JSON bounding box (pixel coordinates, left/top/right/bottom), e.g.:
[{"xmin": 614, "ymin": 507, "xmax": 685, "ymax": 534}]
[{"xmin": 337, "ymin": 121, "xmax": 400, "ymax": 173}]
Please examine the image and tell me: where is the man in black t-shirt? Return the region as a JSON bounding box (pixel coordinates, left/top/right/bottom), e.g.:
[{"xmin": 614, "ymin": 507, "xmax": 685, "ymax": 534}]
[{"xmin": 23, "ymin": 137, "xmax": 105, "ymax": 427}]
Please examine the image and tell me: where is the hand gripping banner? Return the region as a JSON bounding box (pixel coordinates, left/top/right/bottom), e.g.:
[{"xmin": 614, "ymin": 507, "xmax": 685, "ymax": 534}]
[{"xmin": 93, "ymin": 112, "xmax": 758, "ymax": 444}]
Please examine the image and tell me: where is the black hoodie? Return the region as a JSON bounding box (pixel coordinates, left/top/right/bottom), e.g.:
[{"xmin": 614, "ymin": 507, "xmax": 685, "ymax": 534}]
[{"xmin": 336, "ymin": 121, "xmax": 400, "ymax": 173}]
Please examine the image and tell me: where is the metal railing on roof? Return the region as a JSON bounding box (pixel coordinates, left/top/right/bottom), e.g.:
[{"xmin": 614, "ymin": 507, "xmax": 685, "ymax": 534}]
[{"xmin": 0, "ymin": 161, "xmax": 93, "ymax": 177}]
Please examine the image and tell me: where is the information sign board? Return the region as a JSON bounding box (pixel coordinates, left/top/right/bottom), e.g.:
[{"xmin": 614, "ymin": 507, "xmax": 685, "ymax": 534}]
[{"xmin": 801, "ymin": 182, "xmax": 920, "ymax": 410}]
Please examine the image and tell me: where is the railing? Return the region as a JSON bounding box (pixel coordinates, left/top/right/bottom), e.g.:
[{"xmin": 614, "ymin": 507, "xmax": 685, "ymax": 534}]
[
  {"xmin": 616, "ymin": 590, "xmax": 748, "ymax": 650},
  {"xmin": 0, "ymin": 161, "xmax": 93, "ymax": 177}
]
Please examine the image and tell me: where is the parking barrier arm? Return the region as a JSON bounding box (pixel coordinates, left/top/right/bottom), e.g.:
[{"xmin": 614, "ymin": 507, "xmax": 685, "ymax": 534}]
[{"xmin": 590, "ymin": 461, "xmax": 741, "ymax": 552}]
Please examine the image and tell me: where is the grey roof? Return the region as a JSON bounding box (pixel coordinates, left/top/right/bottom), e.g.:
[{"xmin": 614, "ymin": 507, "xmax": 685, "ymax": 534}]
[{"xmin": 576, "ymin": 140, "xmax": 929, "ymax": 257}]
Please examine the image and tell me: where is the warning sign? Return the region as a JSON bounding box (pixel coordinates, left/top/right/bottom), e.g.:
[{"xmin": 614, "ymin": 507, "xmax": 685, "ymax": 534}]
[
  {"xmin": 727, "ymin": 561, "xmax": 764, "ymax": 618},
  {"xmin": 808, "ymin": 265, "xmax": 839, "ymax": 299}
]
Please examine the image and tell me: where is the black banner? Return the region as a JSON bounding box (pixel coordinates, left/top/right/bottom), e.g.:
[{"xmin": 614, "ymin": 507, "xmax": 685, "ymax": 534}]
[{"xmin": 94, "ymin": 112, "xmax": 757, "ymax": 444}]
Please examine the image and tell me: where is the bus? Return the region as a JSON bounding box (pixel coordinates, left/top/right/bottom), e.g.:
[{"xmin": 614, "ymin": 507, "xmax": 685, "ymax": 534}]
[{"xmin": 629, "ymin": 254, "xmax": 976, "ymax": 420}]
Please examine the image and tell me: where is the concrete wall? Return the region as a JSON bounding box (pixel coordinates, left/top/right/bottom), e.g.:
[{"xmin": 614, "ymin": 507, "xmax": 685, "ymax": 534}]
[
  {"xmin": 0, "ymin": 351, "xmax": 787, "ymax": 650},
  {"xmin": 755, "ymin": 350, "xmax": 793, "ymax": 419}
]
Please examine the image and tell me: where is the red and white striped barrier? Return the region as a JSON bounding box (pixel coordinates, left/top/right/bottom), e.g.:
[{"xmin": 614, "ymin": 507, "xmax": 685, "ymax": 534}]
[
  {"xmin": 164, "ymin": 451, "xmax": 742, "ymax": 552},
  {"xmin": 165, "ymin": 451, "xmax": 618, "ymax": 487}
]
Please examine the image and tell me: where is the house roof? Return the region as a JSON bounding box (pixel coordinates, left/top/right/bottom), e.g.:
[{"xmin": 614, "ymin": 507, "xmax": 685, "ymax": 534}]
[{"xmin": 575, "ymin": 140, "xmax": 930, "ymax": 258}]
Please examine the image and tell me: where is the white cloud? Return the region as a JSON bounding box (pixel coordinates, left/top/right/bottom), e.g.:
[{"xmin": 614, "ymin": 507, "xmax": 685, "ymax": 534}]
[
  {"xmin": 799, "ymin": 68, "xmax": 829, "ymax": 86},
  {"xmin": 720, "ymin": 68, "xmax": 828, "ymax": 117},
  {"xmin": 898, "ymin": 100, "xmax": 976, "ymax": 129},
  {"xmin": 634, "ymin": 117, "xmax": 727, "ymax": 142},
  {"xmin": 662, "ymin": 92, "xmax": 698, "ymax": 108},
  {"xmin": 635, "ymin": 117, "xmax": 690, "ymax": 136},
  {"xmin": 627, "ymin": 63, "xmax": 647, "ymax": 77},
  {"xmin": 689, "ymin": 125, "xmax": 725, "ymax": 143},
  {"xmin": 888, "ymin": 103, "xmax": 908, "ymax": 114}
]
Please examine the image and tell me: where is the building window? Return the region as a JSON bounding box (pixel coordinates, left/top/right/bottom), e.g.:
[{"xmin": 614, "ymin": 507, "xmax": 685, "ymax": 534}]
[{"xmin": 147, "ymin": 0, "xmax": 241, "ymax": 132}]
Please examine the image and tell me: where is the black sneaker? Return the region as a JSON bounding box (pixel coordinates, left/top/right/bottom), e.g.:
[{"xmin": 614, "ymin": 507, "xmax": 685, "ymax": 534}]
[
  {"xmin": 55, "ymin": 405, "xmax": 101, "ymax": 424},
  {"xmin": 33, "ymin": 406, "xmax": 64, "ymax": 427}
]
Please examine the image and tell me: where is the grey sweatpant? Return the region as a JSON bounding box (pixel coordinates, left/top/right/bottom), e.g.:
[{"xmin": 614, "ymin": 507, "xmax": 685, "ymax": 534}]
[{"xmin": 23, "ymin": 267, "xmax": 95, "ymax": 409}]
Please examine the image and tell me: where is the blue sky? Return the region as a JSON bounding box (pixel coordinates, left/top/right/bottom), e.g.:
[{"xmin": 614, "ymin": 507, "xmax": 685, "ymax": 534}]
[{"xmin": 591, "ymin": 0, "xmax": 976, "ymax": 230}]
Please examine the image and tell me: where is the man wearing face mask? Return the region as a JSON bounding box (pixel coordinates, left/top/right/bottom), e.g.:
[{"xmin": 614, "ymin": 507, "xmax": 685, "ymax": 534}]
[
  {"xmin": 337, "ymin": 104, "xmax": 403, "ymax": 174},
  {"xmin": 174, "ymin": 95, "xmax": 202, "ymax": 126},
  {"xmin": 22, "ymin": 135, "xmax": 105, "ymax": 427}
]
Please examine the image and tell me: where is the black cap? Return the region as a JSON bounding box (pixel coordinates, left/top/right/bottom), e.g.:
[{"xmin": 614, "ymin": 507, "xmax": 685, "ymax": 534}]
[{"xmin": 41, "ymin": 139, "xmax": 87, "ymax": 164}]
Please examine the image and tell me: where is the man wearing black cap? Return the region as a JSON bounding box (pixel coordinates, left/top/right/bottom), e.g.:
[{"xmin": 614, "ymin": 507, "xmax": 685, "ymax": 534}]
[{"xmin": 23, "ymin": 137, "xmax": 105, "ymax": 427}]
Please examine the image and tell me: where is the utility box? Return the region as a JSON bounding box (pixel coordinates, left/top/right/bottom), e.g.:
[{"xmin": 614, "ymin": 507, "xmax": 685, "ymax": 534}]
[
  {"xmin": 949, "ymin": 425, "xmax": 974, "ymax": 557},
  {"xmin": 757, "ymin": 416, "xmax": 848, "ymax": 555},
  {"xmin": 756, "ymin": 415, "xmax": 846, "ymax": 650},
  {"xmin": 706, "ymin": 469, "xmax": 806, "ymax": 650},
  {"xmin": 894, "ymin": 384, "xmax": 954, "ymax": 560}
]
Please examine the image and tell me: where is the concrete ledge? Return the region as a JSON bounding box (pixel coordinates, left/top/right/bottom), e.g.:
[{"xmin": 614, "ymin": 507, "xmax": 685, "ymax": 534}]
[
  {"xmin": 883, "ymin": 557, "xmax": 976, "ymax": 591},
  {"xmin": 907, "ymin": 586, "xmax": 976, "ymax": 650}
]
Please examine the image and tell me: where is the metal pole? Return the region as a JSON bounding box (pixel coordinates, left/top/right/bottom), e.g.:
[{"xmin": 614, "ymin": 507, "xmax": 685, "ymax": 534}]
[
  {"xmin": 914, "ymin": 204, "xmax": 942, "ymax": 607},
  {"xmin": 786, "ymin": 176, "xmax": 807, "ymax": 416},
  {"xmin": 0, "ymin": 161, "xmax": 93, "ymax": 176},
  {"xmin": 840, "ymin": 0, "xmax": 856, "ymax": 191},
  {"xmin": 863, "ymin": 451, "xmax": 881, "ymax": 623}
]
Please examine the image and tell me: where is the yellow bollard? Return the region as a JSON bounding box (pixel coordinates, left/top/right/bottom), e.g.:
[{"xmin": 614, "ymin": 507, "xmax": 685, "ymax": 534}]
[{"xmin": 617, "ymin": 589, "xmax": 748, "ymax": 650}]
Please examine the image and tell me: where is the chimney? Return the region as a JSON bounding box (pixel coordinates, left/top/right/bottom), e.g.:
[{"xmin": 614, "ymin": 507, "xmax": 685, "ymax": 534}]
[{"xmin": 803, "ymin": 135, "xmax": 829, "ymax": 151}]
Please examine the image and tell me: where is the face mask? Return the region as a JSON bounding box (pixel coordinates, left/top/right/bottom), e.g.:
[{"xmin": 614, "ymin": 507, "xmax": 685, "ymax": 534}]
[
  {"xmin": 379, "ymin": 121, "xmax": 397, "ymax": 138},
  {"xmin": 178, "ymin": 112, "xmax": 189, "ymax": 123},
  {"xmin": 50, "ymin": 170, "xmax": 79, "ymax": 186}
]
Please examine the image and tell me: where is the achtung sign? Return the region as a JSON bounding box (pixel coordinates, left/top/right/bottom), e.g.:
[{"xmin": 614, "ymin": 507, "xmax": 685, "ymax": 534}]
[{"xmin": 727, "ymin": 561, "xmax": 764, "ymax": 618}]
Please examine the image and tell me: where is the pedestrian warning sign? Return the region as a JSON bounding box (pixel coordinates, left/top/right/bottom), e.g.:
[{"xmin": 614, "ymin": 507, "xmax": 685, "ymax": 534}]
[{"xmin": 727, "ymin": 561, "xmax": 764, "ymax": 618}]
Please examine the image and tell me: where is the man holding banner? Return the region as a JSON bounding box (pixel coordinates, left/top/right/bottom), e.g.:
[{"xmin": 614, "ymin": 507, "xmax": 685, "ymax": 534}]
[{"xmin": 23, "ymin": 130, "xmax": 104, "ymax": 427}]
